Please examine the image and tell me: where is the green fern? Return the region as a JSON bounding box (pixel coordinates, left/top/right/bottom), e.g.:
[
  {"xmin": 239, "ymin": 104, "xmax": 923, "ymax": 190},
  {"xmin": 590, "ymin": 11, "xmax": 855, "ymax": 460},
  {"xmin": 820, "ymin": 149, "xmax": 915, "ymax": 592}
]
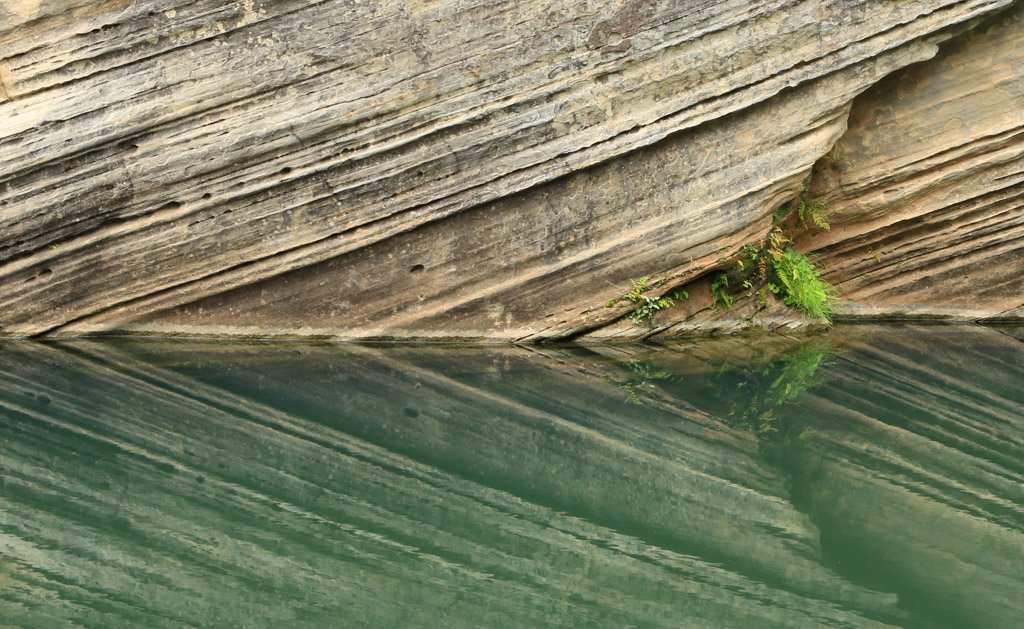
[
  {"xmin": 797, "ymin": 199, "xmax": 829, "ymax": 230},
  {"xmin": 768, "ymin": 248, "xmax": 838, "ymax": 321},
  {"xmin": 608, "ymin": 277, "xmax": 688, "ymax": 325},
  {"xmin": 710, "ymin": 273, "xmax": 733, "ymax": 309}
]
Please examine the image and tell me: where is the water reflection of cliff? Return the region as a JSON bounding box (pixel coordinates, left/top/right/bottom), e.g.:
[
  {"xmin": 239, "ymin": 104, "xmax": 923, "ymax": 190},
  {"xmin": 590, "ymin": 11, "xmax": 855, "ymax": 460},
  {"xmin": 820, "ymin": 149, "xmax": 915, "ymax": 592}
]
[{"xmin": 0, "ymin": 325, "xmax": 1021, "ymax": 627}]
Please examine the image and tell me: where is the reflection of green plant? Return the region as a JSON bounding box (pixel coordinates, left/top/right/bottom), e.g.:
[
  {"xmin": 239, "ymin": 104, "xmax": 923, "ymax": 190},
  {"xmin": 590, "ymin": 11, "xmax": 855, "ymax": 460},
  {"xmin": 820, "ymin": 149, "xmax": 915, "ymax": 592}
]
[
  {"xmin": 763, "ymin": 341, "xmax": 832, "ymax": 407},
  {"xmin": 703, "ymin": 338, "xmax": 836, "ymax": 448},
  {"xmin": 619, "ymin": 381, "xmax": 644, "ymax": 405},
  {"xmin": 604, "ymin": 359, "xmax": 683, "ymax": 405},
  {"xmin": 767, "ymin": 248, "xmax": 838, "ymax": 321},
  {"xmin": 607, "ymin": 276, "xmax": 689, "ymax": 326}
]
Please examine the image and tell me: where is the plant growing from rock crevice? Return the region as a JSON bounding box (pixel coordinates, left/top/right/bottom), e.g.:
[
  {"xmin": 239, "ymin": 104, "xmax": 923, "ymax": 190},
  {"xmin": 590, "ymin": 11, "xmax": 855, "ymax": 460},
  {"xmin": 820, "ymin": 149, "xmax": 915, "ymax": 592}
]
[
  {"xmin": 710, "ymin": 273, "xmax": 732, "ymax": 309},
  {"xmin": 708, "ymin": 168, "xmax": 839, "ymax": 322},
  {"xmin": 767, "ymin": 248, "xmax": 838, "ymax": 320},
  {"xmin": 607, "ymin": 276, "xmax": 689, "ymax": 326}
]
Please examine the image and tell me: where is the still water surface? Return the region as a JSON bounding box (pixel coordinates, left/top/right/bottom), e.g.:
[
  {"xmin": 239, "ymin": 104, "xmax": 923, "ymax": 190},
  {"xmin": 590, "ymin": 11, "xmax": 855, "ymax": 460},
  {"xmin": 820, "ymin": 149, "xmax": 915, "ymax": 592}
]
[{"xmin": 1, "ymin": 325, "xmax": 1022, "ymax": 628}]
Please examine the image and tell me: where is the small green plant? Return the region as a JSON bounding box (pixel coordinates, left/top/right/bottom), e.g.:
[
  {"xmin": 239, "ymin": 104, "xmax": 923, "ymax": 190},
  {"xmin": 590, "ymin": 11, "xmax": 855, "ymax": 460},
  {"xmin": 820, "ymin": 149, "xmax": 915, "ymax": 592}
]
[
  {"xmin": 823, "ymin": 147, "xmax": 851, "ymax": 167},
  {"xmin": 610, "ymin": 276, "xmax": 651, "ymax": 306},
  {"xmin": 773, "ymin": 173, "xmax": 829, "ymax": 231},
  {"xmin": 772, "ymin": 201, "xmax": 792, "ymax": 224},
  {"xmin": 629, "ymin": 294, "xmax": 674, "ymax": 325},
  {"xmin": 797, "ymin": 198, "xmax": 829, "ymax": 230},
  {"xmin": 710, "ymin": 273, "xmax": 732, "ymax": 309},
  {"xmin": 767, "ymin": 248, "xmax": 838, "ymax": 321},
  {"xmin": 607, "ymin": 277, "xmax": 688, "ymax": 325},
  {"xmin": 720, "ymin": 165, "xmax": 839, "ymax": 323}
]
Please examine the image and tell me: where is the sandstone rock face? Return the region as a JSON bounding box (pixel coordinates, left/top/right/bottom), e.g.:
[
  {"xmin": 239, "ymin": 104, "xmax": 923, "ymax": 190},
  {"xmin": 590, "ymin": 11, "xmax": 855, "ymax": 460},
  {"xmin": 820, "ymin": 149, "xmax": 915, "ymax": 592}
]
[
  {"xmin": 802, "ymin": 4, "xmax": 1024, "ymax": 321},
  {"xmin": 1, "ymin": 0, "xmax": 1021, "ymax": 340}
]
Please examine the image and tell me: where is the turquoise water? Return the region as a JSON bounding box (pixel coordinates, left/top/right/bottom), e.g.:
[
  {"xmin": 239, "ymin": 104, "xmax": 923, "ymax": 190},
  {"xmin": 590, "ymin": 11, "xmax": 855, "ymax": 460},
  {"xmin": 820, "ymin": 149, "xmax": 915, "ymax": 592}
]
[{"xmin": 1, "ymin": 325, "xmax": 1021, "ymax": 627}]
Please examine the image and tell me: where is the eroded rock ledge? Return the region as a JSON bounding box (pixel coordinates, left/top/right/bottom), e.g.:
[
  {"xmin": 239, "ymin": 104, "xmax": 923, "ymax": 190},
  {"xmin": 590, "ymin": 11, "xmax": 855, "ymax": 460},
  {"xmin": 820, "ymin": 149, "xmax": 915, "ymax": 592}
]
[{"xmin": 1, "ymin": 0, "xmax": 1022, "ymax": 340}]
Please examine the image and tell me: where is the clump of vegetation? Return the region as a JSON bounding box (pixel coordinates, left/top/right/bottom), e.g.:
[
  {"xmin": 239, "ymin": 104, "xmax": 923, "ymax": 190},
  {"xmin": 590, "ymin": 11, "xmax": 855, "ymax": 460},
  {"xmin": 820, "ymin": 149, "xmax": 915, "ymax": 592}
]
[
  {"xmin": 781, "ymin": 175, "xmax": 829, "ymax": 230},
  {"xmin": 708, "ymin": 168, "xmax": 839, "ymax": 322},
  {"xmin": 823, "ymin": 146, "xmax": 851, "ymax": 168},
  {"xmin": 710, "ymin": 273, "xmax": 732, "ymax": 309},
  {"xmin": 767, "ymin": 248, "xmax": 838, "ymax": 321},
  {"xmin": 797, "ymin": 198, "xmax": 829, "ymax": 230},
  {"xmin": 607, "ymin": 276, "xmax": 688, "ymax": 326}
]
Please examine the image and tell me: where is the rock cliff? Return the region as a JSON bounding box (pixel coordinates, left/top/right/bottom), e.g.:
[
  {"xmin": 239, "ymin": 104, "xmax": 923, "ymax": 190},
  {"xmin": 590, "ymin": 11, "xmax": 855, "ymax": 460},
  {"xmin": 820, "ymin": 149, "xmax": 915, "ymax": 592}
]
[{"xmin": 1, "ymin": 0, "xmax": 1021, "ymax": 340}]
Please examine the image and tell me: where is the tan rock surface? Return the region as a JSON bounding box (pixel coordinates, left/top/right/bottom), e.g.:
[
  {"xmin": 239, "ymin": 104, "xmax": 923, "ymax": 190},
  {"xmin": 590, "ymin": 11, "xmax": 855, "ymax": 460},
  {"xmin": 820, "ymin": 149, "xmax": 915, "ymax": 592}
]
[
  {"xmin": 802, "ymin": 4, "xmax": 1024, "ymax": 321},
  {"xmin": 0, "ymin": 0, "xmax": 1020, "ymax": 339}
]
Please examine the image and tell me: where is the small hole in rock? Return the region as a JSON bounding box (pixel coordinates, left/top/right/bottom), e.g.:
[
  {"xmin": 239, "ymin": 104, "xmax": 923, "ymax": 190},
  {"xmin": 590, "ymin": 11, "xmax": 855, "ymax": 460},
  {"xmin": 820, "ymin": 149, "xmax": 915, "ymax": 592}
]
[
  {"xmin": 404, "ymin": 407, "xmax": 420, "ymax": 418},
  {"xmin": 202, "ymin": 193, "xmax": 212, "ymax": 200},
  {"xmin": 160, "ymin": 201, "xmax": 182, "ymax": 210},
  {"xmin": 410, "ymin": 264, "xmax": 425, "ymax": 273},
  {"xmin": 37, "ymin": 268, "xmax": 53, "ymax": 280},
  {"xmin": 416, "ymin": 170, "xmax": 424, "ymax": 176},
  {"xmin": 36, "ymin": 394, "xmax": 51, "ymax": 405},
  {"xmin": 279, "ymin": 167, "xmax": 293, "ymax": 175}
]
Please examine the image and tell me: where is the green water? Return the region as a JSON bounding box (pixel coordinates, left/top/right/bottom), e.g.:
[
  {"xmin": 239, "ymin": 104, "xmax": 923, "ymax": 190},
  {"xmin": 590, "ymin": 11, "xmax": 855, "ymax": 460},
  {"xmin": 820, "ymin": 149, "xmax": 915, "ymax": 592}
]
[{"xmin": 1, "ymin": 325, "xmax": 1021, "ymax": 628}]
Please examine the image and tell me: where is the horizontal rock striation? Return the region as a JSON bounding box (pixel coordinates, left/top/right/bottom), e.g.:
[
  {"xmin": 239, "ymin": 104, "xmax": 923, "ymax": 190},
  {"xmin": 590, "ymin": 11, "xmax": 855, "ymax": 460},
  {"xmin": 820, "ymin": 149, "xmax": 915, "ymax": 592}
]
[{"xmin": 0, "ymin": 0, "xmax": 1021, "ymax": 339}]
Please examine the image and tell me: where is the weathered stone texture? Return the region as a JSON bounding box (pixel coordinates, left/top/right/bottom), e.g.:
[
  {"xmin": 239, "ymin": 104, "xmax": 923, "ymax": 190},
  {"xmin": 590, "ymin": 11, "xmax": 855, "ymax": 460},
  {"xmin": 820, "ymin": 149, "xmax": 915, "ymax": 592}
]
[
  {"xmin": 802, "ymin": 4, "xmax": 1024, "ymax": 321},
  {"xmin": 0, "ymin": 0, "xmax": 1021, "ymax": 339}
]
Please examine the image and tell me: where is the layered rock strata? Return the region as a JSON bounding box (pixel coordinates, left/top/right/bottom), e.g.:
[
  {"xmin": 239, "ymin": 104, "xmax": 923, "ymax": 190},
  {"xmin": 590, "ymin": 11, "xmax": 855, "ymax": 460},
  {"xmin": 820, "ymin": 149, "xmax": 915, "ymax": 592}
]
[{"xmin": 1, "ymin": 0, "xmax": 1021, "ymax": 339}]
